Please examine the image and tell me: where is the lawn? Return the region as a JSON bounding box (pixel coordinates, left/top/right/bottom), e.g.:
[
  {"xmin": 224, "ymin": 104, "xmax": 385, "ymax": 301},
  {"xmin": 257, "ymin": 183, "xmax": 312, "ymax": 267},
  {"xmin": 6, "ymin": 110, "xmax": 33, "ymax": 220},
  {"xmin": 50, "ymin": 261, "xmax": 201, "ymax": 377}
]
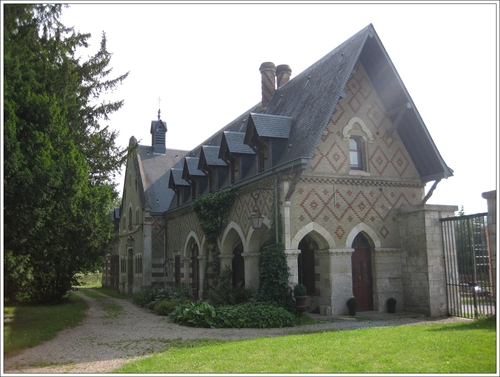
[{"xmin": 112, "ymin": 316, "xmax": 497, "ymax": 374}]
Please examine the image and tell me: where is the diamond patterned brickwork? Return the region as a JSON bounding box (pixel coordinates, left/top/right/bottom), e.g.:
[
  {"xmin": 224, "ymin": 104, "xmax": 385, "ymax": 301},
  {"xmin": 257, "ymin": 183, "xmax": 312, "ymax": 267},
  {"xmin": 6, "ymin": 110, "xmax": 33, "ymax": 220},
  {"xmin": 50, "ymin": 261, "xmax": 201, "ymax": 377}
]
[
  {"xmin": 230, "ymin": 186, "xmax": 274, "ymax": 238},
  {"xmin": 166, "ymin": 211, "xmax": 203, "ymax": 256},
  {"xmin": 292, "ymin": 177, "xmax": 423, "ymax": 247},
  {"xmin": 310, "ymin": 62, "xmax": 419, "ymax": 180},
  {"xmin": 150, "ymin": 218, "xmax": 165, "ymax": 260}
]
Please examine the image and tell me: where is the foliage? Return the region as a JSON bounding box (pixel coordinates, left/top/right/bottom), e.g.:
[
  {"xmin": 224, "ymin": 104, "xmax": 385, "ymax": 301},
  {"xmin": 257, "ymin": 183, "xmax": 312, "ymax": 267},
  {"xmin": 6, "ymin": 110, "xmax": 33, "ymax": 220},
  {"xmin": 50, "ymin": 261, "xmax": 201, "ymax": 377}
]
[
  {"xmin": 257, "ymin": 242, "xmax": 296, "ymax": 314},
  {"xmin": 74, "ymin": 271, "xmax": 102, "ymax": 286},
  {"xmin": 153, "ymin": 300, "xmax": 179, "ymax": 316},
  {"xmin": 214, "ymin": 303, "xmax": 296, "ymax": 328},
  {"xmin": 170, "ymin": 301, "xmax": 295, "ymax": 328},
  {"xmin": 132, "ymin": 283, "xmax": 193, "ymax": 309},
  {"xmin": 207, "ymin": 265, "xmax": 255, "ymax": 307},
  {"xmin": 192, "ymin": 186, "xmax": 238, "ymax": 280},
  {"xmin": 294, "ymin": 284, "xmax": 307, "ymax": 297},
  {"xmin": 346, "ymin": 297, "xmax": 358, "ymax": 308},
  {"xmin": 4, "ymin": 4, "xmax": 130, "ymax": 303},
  {"xmin": 170, "ymin": 301, "xmax": 218, "ymax": 328}
]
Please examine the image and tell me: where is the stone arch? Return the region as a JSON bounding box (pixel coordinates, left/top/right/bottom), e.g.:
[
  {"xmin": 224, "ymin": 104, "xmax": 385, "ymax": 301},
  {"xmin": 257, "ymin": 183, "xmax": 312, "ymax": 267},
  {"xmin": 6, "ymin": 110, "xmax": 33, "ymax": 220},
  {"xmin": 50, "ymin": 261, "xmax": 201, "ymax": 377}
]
[
  {"xmin": 245, "ymin": 217, "xmax": 271, "ymax": 253},
  {"xmin": 182, "ymin": 231, "xmax": 201, "ymax": 258},
  {"xmin": 291, "ymin": 222, "xmax": 336, "ymax": 250},
  {"xmin": 221, "ymin": 221, "xmax": 246, "ymax": 256},
  {"xmin": 342, "ymin": 116, "xmax": 374, "ymax": 142},
  {"xmin": 345, "ymin": 223, "xmax": 381, "ymax": 248}
]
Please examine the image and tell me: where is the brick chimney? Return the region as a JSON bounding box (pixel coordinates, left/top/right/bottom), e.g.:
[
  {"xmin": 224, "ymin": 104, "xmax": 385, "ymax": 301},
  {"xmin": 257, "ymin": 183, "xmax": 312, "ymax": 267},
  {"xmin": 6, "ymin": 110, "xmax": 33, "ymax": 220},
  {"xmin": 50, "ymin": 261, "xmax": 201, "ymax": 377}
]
[
  {"xmin": 276, "ymin": 64, "xmax": 292, "ymax": 88},
  {"xmin": 259, "ymin": 62, "xmax": 276, "ymax": 108}
]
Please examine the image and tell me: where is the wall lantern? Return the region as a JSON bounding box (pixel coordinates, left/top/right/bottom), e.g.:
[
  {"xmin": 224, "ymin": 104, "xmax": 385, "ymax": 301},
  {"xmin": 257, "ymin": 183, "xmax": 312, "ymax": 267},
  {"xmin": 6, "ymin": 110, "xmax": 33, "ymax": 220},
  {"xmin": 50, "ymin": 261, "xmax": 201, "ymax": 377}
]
[
  {"xmin": 249, "ymin": 207, "xmax": 265, "ymax": 229},
  {"xmin": 127, "ymin": 236, "xmax": 135, "ymax": 248}
]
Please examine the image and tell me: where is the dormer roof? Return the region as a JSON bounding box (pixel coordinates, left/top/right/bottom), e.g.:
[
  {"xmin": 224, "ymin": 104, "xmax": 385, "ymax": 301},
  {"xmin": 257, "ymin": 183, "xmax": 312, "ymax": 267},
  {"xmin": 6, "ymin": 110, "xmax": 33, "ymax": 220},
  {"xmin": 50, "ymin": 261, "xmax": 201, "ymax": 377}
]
[
  {"xmin": 244, "ymin": 113, "xmax": 292, "ymax": 146},
  {"xmin": 198, "ymin": 145, "xmax": 227, "ymax": 170},
  {"xmin": 219, "ymin": 131, "xmax": 256, "ymax": 160}
]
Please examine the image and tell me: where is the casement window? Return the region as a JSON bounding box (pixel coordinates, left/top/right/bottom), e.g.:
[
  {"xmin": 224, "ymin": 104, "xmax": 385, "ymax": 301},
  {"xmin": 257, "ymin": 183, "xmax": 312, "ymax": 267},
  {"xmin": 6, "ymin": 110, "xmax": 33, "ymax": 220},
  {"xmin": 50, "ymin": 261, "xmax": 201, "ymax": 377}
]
[
  {"xmin": 134, "ymin": 254, "xmax": 143, "ymax": 274},
  {"xmin": 349, "ymin": 137, "xmax": 365, "ymax": 170}
]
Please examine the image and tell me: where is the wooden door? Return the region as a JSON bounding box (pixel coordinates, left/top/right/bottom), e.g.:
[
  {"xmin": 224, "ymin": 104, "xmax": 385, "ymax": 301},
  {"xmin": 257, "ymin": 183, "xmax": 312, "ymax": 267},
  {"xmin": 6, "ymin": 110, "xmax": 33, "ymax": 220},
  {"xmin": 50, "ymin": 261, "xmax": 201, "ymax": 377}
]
[{"xmin": 351, "ymin": 234, "xmax": 373, "ymax": 311}]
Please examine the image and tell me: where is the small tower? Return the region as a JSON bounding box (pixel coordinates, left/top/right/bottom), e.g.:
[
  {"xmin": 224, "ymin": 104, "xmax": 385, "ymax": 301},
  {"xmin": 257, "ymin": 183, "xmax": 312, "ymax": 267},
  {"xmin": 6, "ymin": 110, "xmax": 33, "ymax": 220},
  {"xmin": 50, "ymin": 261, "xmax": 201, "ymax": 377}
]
[{"xmin": 151, "ymin": 101, "xmax": 167, "ymax": 154}]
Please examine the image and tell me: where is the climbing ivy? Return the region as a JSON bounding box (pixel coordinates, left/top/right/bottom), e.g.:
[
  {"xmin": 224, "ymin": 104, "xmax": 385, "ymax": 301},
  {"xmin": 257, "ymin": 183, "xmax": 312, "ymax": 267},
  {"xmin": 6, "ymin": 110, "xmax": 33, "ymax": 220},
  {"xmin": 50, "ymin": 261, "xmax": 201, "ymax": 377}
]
[
  {"xmin": 256, "ymin": 181, "xmax": 296, "ymax": 314},
  {"xmin": 192, "ymin": 186, "xmax": 238, "ymax": 279}
]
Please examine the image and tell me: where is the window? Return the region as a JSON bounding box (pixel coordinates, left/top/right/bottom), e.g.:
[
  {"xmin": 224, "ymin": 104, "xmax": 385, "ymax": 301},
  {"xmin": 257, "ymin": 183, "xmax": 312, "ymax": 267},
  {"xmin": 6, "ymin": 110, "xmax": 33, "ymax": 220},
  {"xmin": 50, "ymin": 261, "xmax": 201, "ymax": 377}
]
[
  {"xmin": 135, "ymin": 254, "xmax": 143, "ymax": 274},
  {"xmin": 120, "ymin": 256, "xmax": 126, "ymax": 273},
  {"xmin": 128, "ymin": 207, "xmax": 132, "ymax": 230},
  {"xmin": 349, "ymin": 137, "xmax": 364, "ymax": 170}
]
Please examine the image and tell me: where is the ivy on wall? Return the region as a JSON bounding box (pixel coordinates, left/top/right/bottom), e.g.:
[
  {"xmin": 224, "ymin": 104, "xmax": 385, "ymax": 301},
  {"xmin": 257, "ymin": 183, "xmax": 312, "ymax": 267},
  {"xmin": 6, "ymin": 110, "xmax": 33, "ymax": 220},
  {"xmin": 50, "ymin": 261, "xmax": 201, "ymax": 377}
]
[{"xmin": 192, "ymin": 186, "xmax": 238, "ymax": 279}]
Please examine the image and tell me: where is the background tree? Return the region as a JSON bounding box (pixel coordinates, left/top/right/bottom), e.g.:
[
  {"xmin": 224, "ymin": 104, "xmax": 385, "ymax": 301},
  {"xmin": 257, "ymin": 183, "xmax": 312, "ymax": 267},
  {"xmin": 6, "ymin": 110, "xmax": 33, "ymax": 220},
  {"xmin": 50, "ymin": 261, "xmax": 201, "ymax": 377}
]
[{"xmin": 4, "ymin": 4, "xmax": 129, "ymax": 302}]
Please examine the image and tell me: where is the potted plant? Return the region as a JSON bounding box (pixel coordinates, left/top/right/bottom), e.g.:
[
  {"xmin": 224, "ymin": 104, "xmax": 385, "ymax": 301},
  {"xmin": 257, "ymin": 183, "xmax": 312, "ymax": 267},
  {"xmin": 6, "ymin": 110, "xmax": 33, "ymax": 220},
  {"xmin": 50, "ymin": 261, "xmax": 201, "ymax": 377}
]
[
  {"xmin": 294, "ymin": 284, "xmax": 308, "ymax": 315},
  {"xmin": 386, "ymin": 297, "xmax": 397, "ymax": 313},
  {"xmin": 346, "ymin": 297, "xmax": 358, "ymax": 316}
]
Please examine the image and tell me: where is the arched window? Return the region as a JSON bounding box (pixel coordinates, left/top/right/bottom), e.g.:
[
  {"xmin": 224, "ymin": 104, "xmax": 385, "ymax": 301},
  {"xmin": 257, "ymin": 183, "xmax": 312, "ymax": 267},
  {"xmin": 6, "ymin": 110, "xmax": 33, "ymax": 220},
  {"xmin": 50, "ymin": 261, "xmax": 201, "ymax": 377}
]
[
  {"xmin": 349, "ymin": 137, "xmax": 364, "ymax": 170},
  {"xmin": 128, "ymin": 207, "xmax": 132, "ymax": 230}
]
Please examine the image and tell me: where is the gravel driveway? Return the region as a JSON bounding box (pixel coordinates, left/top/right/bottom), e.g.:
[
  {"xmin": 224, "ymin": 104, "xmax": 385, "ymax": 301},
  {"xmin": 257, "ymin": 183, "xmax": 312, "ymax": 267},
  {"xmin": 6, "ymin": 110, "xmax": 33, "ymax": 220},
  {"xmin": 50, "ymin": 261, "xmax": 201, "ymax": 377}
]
[{"xmin": 3, "ymin": 288, "xmax": 470, "ymax": 374}]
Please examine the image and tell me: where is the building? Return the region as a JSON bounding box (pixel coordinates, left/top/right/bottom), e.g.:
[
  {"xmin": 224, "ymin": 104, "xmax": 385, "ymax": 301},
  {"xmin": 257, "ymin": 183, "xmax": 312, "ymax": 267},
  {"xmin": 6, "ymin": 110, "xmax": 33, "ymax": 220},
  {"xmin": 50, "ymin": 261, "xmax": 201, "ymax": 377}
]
[{"xmin": 111, "ymin": 24, "xmax": 458, "ymax": 316}]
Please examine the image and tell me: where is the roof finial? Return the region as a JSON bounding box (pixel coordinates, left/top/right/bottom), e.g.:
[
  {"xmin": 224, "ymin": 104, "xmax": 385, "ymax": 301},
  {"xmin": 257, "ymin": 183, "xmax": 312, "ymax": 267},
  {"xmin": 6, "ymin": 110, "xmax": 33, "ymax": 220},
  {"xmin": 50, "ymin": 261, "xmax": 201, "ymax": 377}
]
[{"xmin": 157, "ymin": 96, "xmax": 161, "ymax": 120}]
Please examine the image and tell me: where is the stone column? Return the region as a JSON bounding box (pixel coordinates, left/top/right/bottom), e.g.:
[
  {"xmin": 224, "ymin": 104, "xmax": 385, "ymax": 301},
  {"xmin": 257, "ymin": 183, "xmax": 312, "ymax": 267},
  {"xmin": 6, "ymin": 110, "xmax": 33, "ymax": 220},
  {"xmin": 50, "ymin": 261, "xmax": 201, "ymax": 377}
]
[
  {"xmin": 285, "ymin": 249, "xmax": 301, "ymax": 286},
  {"xmin": 372, "ymin": 248, "xmax": 403, "ymax": 312},
  {"xmin": 242, "ymin": 252, "xmax": 260, "ymax": 289},
  {"xmin": 198, "ymin": 255, "xmax": 207, "ymax": 299},
  {"xmin": 482, "ymin": 190, "xmax": 496, "ymax": 298},
  {"xmin": 327, "ymin": 248, "xmax": 355, "ymax": 315},
  {"xmin": 397, "ymin": 204, "xmax": 457, "ymax": 317}
]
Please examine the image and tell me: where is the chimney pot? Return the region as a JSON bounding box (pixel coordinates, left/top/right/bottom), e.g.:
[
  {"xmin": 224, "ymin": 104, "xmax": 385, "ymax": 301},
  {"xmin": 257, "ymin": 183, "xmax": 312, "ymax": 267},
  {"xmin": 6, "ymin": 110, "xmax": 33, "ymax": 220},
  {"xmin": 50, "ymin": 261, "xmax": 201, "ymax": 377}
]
[
  {"xmin": 276, "ymin": 64, "xmax": 292, "ymax": 88},
  {"xmin": 259, "ymin": 62, "xmax": 276, "ymax": 109}
]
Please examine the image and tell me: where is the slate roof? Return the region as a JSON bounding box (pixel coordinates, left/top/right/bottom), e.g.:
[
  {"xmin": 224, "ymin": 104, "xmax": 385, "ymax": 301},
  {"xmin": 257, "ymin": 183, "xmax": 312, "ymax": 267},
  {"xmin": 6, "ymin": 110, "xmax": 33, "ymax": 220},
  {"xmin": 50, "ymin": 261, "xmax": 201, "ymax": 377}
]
[
  {"xmin": 135, "ymin": 144, "xmax": 187, "ymax": 213},
  {"xmin": 165, "ymin": 23, "xmax": 452, "ymax": 193},
  {"xmin": 169, "ymin": 168, "xmax": 190, "ymax": 187},
  {"xmin": 183, "ymin": 157, "xmax": 205, "ymax": 178},
  {"xmin": 199, "ymin": 146, "xmax": 227, "ymax": 168}
]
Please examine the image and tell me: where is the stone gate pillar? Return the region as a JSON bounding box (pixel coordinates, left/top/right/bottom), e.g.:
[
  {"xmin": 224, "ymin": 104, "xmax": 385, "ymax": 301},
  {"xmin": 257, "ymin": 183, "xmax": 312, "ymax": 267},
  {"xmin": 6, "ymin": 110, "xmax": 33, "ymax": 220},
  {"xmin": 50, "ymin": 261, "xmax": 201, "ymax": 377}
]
[
  {"xmin": 327, "ymin": 248, "xmax": 355, "ymax": 315},
  {"xmin": 482, "ymin": 190, "xmax": 496, "ymax": 298}
]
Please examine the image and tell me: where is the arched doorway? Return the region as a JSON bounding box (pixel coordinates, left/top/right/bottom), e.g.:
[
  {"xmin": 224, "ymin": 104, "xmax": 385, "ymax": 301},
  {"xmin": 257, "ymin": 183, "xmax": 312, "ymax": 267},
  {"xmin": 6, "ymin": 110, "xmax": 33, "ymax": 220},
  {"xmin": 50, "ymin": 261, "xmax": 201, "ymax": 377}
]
[
  {"xmin": 191, "ymin": 242, "xmax": 200, "ymax": 299},
  {"xmin": 351, "ymin": 233, "xmax": 373, "ymax": 311},
  {"xmin": 298, "ymin": 235, "xmax": 318, "ymax": 296},
  {"xmin": 232, "ymin": 242, "xmax": 245, "ymax": 287}
]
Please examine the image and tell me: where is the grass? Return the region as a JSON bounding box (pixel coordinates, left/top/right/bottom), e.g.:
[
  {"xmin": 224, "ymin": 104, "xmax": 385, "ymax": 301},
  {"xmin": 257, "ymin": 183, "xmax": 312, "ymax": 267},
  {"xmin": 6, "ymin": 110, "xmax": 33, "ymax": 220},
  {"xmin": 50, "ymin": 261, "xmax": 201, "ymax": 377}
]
[
  {"xmin": 112, "ymin": 316, "xmax": 497, "ymax": 374},
  {"xmin": 3, "ymin": 292, "xmax": 88, "ymax": 357}
]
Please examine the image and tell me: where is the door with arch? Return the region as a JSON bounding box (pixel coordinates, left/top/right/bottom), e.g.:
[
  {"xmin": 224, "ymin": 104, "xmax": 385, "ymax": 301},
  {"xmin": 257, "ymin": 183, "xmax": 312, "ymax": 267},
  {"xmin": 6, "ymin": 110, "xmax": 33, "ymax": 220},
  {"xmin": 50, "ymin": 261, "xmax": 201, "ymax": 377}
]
[
  {"xmin": 232, "ymin": 242, "xmax": 245, "ymax": 287},
  {"xmin": 298, "ymin": 235, "xmax": 317, "ymax": 296},
  {"xmin": 191, "ymin": 243, "xmax": 200, "ymax": 300},
  {"xmin": 351, "ymin": 233, "xmax": 373, "ymax": 311}
]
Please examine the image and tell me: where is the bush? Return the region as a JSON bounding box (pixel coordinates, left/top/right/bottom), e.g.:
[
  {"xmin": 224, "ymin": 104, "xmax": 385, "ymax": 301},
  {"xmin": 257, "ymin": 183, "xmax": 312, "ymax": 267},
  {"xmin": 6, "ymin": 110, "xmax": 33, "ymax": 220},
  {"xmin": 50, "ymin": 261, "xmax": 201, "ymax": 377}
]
[
  {"xmin": 207, "ymin": 265, "xmax": 255, "ymax": 307},
  {"xmin": 153, "ymin": 300, "xmax": 179, "ymax": 316},
  {"xmin": 294, "ymin": 284, "xmax": 307, "ymax": 296},
  {"xmin": 166, "ymin": 283, "xmax": 194, "ymax": 303},
  {"xmin": 215, "ymin": 303, "xmax": 296, "ymax": 328},
  {"xmin": 170, "ymin": 301, "xmax": 296, "ymax": 328},
  {"xmin": 170, "ymin": 301, "xmax": 218, "ymax": 328},
  {"xmin": 133, "ymin": 283, "xmax": 193, "ymax": 310}
]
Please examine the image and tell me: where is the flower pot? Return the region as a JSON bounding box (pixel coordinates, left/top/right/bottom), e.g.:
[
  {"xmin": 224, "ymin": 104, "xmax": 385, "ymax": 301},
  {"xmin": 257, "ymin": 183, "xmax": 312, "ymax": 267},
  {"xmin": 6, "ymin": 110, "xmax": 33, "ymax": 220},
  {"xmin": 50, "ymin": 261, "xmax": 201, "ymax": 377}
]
[
  {"xmin": 348, "ymin": 307, "xmax": 356, "ymax": 316},
  {"xmin": 295, "ymin": 295, "xmax": 308, "ymax": 314},
  {"xmin": 387, "ymin": 303, "xmax": 396, "ymax": 313}
]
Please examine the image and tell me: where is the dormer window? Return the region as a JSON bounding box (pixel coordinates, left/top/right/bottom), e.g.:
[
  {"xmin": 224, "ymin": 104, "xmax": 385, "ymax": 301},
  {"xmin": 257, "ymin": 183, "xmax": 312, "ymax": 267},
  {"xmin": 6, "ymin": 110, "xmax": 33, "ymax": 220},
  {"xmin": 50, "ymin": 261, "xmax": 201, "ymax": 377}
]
[{"xmin": 349, "ymin": 137, "xmax": 364, "ymax": 170}]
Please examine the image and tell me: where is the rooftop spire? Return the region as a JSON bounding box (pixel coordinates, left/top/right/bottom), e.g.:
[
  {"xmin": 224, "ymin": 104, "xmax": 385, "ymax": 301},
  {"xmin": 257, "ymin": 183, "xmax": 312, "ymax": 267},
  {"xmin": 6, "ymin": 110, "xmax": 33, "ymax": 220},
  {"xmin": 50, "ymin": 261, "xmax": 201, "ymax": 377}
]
[{"xmin": 158, "ymin": 96, "xmax": 161, "ymax": 120}]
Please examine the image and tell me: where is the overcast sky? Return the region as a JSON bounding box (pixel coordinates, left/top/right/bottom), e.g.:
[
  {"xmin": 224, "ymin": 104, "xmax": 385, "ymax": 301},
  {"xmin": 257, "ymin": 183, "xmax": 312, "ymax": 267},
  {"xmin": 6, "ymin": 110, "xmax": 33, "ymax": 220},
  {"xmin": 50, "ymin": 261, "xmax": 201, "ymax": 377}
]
[{"xmin": 56, "ymin": 1, "xmax": 498, "ymax": 215}]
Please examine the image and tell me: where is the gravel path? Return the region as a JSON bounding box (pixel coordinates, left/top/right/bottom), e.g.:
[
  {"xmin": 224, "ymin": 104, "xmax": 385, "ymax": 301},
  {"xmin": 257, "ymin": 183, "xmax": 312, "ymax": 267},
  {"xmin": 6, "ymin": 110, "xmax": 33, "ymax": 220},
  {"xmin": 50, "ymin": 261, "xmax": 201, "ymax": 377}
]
[{"xmin": 3, "ymin": 288, "xmax": 471, "ymax": 374}]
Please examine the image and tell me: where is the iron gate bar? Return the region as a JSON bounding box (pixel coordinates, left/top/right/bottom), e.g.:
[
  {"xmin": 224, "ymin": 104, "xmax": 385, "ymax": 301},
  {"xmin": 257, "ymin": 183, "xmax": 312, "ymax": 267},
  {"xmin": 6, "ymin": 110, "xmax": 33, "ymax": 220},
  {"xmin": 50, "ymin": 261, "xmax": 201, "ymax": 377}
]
[{"xmin": 440, "ymin": 212, "xmax": 495, "ymax": 319}]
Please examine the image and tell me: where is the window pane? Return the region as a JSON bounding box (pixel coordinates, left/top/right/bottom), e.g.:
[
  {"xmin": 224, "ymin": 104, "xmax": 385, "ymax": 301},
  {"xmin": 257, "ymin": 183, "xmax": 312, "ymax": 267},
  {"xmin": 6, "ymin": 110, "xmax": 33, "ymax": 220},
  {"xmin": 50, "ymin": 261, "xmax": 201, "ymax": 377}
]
[{"xmin": 350, "ymin": 151, "xmax": 359, "ymax": 166}]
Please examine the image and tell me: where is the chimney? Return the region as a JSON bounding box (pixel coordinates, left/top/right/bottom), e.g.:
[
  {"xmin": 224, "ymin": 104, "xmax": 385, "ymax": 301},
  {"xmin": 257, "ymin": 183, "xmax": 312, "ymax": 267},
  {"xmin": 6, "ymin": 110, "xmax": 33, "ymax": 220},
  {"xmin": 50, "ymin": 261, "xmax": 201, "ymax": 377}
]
[
  {"xmin": 259, "ymin": 62, "xmax": 276, "ymax": 108},
  {"xmin": 276, "ymin": 64, "xmax": 292, "ymax": 88}
]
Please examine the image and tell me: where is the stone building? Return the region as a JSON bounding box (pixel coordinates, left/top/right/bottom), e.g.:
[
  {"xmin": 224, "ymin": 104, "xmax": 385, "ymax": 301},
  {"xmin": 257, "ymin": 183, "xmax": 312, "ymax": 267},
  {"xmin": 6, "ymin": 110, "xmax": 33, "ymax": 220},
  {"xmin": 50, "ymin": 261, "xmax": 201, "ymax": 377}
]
[{"xmin": 112, "ymin": 24, "xmax": 460, "ymax": 316}]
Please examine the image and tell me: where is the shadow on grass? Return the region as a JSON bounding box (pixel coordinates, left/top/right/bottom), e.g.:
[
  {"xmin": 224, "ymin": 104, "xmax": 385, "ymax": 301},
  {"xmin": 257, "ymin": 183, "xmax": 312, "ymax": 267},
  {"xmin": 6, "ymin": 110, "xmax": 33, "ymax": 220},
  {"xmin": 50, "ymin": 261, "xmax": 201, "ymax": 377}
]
[{"xmin": 425, "ymin": 315, "xmax": 496, "ymax": 332}]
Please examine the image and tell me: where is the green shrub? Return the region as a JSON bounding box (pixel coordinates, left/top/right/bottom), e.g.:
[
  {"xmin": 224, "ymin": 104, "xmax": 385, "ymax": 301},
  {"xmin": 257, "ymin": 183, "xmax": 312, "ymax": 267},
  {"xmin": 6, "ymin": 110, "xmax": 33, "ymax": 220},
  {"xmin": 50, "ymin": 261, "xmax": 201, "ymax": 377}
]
[
  {"xmin": 207, "ymin": 265, "xmax": 255, "ymax": 307},
  {"xmin": 154, "ymin": 299, "xmax": 179, "ymax": 316},
  {"xmin": 215, "ymin": 302, "xmax": 296, "ymax": 328},
  {"xmin": 170, "ymin": 301, "xmax": 218, "ymax": 328},
  {"xmin": 167, "ymin": 283, "xmax": 194, "ymax": 303},
  {"xmin": 170, "ymin": 301, "xmax": 296, "ymax": 328}
]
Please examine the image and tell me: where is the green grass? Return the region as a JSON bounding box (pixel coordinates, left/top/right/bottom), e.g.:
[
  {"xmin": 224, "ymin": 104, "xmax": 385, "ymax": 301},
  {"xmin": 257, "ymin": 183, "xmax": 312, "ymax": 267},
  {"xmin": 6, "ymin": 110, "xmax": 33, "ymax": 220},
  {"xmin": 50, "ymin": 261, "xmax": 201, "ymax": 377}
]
[
  {"xmin": 112, "ymin": 316, "xmax": 497, "ymax": 374},
  {"xmin": 3, "ymin": 293, "xmax": 88, "ymax": 357},
  {"xmin": 78, "ymin": 288, "xmax": 125, "ymax": 318}
]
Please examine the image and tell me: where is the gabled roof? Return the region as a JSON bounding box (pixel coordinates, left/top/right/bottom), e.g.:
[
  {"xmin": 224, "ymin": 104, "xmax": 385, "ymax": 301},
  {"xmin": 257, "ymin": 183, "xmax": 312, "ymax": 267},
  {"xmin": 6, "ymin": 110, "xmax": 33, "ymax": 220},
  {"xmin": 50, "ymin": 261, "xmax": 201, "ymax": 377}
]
[
  {"xmin": 135, "ymin": 144, "xmax": 187, "ymax": 213},
  {"xmin": 182, "ymin": 157, "xmax": 205, "ymax": 181},
  {"xmin": 244, "ymin": 113, "xmax": 292, "ymax": 145},
  {"xmin": 198, "ymin": 145, "xmax": 227, "ymax": 170},
  {"xmin": 169, "ymin": 168, "xmax": 190, "ymax": 188},
  {"xmin": 150, "ymin": 119, "xmax": 167, "ymax": 133},
  {"xmin": 164, "ymin": 23, "xmax": 452, "ymax": 193},
  {"xmin": 219, "ymin": 131, "xmax": 256, "ymax": 160},
  {"xmin": 264, "ymin": 23, "xmax": 453, "ymax": 181}
]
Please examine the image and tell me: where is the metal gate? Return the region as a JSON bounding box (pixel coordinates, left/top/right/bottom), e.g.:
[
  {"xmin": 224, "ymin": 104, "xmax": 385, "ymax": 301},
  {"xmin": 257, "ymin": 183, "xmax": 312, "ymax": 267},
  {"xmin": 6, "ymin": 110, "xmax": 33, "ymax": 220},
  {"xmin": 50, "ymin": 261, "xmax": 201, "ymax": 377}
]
[{"xmin": 441, "ymin": 213, "xmax": 495, "ymax": 318}]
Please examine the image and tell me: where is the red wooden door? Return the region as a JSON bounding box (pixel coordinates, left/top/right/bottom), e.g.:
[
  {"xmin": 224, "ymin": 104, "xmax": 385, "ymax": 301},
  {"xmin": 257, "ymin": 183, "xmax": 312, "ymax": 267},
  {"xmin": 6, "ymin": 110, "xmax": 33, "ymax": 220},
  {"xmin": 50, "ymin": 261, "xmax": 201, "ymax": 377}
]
[{"xmin": 351, "ymin": 241, "xmax": 373, "ymax": 311}]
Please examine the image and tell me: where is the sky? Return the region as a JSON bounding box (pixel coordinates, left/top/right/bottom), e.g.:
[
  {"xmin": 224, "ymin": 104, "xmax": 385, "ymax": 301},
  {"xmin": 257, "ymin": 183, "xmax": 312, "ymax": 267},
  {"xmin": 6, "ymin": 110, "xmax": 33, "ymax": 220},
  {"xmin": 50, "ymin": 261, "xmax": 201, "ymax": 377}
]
[{"xmin": 55, "ymin": 0, "xmax": 498, "ymax": 215}]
